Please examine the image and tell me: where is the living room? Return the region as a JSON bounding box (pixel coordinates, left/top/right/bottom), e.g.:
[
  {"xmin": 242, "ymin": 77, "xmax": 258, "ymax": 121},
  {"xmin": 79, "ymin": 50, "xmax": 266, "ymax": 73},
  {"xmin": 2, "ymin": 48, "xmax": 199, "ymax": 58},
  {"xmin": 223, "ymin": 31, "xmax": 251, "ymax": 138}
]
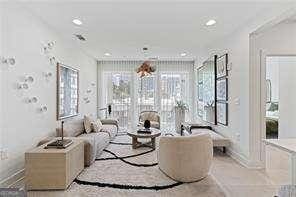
[{"xmin": 1, "ymin": 1, "xmax": 296, "ymax": 197}]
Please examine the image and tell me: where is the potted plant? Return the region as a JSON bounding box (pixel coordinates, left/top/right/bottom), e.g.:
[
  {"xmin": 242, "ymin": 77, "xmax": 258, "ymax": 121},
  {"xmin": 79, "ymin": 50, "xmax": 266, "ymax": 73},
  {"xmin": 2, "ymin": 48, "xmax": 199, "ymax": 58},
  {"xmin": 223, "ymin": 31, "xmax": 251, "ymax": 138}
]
[{"xmin": 174, "ymin": 101, "xmax": 189, "ymax": 133}]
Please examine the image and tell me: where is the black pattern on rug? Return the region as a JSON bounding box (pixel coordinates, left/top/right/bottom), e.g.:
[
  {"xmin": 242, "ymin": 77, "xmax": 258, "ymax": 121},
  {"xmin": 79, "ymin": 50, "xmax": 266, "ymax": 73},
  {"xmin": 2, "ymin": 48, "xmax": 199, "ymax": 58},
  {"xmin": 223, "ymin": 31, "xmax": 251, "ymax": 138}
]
[
  {"xmin": 102, "ymin": 149, "xmax": 158, "ymax": 167},
  {"xmin": 96, "ymin": 149, "xmax": 155, "ymax": 161},
  {"xmin": 74, "ymin": 133, "xmax": 185, "ymax": 190},
  {"xmin": 73, "ymin": 179, "xmax": 183, "ymax": 191},
  {"xmin": 110, "ymin": 141, "xmax": 132, "ymax": 145},
  {"xmin": 115, "ymin": 132, "xmax": 127, "ymax": 137}
]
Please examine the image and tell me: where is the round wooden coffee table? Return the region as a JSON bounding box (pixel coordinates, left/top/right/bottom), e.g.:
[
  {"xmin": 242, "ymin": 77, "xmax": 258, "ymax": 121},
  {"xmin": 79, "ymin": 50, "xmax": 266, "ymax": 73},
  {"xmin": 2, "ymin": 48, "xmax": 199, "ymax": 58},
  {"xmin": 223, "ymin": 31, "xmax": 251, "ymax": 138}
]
[{"xmin": 127, "ymin": 128, "xmax": 161, "ymax": 149}]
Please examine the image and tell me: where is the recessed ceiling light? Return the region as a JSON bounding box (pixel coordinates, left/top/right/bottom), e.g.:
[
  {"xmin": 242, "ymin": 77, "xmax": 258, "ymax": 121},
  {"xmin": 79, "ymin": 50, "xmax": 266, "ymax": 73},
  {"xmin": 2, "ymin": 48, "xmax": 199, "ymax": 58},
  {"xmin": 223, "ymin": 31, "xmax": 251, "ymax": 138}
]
[
  {"xmin": 206, "ymin": 19, "xmax": 216, "ymax": 26},
  {"xmin": 104, "ymin": 52, "xmax": 111, "ymax": 56},
  {"xmin": 72, "ymin": 19, "xmax": 82, "ymax": 26},
  {"xmin": 180, "ymin": 52, "xmax": 187, "ymax": 57}
]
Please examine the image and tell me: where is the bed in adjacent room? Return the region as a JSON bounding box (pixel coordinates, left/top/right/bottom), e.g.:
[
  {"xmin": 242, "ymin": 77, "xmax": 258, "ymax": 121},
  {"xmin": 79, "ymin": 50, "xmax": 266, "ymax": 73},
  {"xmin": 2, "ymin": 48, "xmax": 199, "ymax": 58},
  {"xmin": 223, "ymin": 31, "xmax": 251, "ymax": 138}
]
[{"xmin": 266, "ymin": 102, "xmax": 279, "ymax": 139}]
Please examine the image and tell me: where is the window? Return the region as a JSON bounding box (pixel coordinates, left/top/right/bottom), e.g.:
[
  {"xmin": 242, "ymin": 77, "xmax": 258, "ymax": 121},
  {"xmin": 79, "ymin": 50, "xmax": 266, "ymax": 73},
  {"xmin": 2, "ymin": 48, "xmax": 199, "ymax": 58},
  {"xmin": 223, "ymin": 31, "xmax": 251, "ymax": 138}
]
[
  {"xmin": 160, "ymin": 73, "xmax": 189, "ymax": 131},
  {"xmin": 102, "ymin": 73, "xmax": 132, "ymax": 128},
  {"xmin": 137, "ymin": 75, "xmax": 156, "ymax": 113},
  {"xmin": 99, "ymin": 60, "xmax": 194, "ymax": 131}
]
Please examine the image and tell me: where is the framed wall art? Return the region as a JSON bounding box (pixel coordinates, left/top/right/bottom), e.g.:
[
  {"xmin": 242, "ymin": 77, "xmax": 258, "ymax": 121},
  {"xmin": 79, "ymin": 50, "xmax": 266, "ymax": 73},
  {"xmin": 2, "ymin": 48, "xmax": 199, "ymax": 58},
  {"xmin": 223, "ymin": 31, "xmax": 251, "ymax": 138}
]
[
  {"xmin": 217, "ymin": 54, "xmax": 228, "ymax": 78},
  {"xmin": 217, "ymin": 102, "xmax": 228, "ymax": 125},
  {"xmin": 216, "ymin": 78, "xmax": 228, "ymax": 101},
  {"xmin": 57, "ymin": 63, "xmax": 79, "ymax": 120}
]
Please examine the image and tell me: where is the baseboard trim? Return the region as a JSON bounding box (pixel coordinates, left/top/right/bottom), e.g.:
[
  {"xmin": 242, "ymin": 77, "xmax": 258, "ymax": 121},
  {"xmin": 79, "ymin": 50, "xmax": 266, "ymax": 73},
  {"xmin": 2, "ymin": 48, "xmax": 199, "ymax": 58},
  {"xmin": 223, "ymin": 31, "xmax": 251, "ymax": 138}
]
[
  {"xmin": 0, "ymin": 169, "xmax": 25, "ymax": 188},
  {"xmin": 226, "ymin": 148, "xmax": 262, "ymax": 169},
  {"xmin": 226, "ymin": 148, "xmax": 249, "ymax": 168}
]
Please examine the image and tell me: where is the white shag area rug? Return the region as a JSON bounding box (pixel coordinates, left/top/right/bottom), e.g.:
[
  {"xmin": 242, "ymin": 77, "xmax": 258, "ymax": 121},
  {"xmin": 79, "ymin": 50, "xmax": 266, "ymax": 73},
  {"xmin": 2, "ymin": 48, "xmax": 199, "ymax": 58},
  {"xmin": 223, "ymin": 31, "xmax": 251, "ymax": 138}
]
[{"xmin": 64, "ymin": 131, "xmax": 226, "ymax": 197}]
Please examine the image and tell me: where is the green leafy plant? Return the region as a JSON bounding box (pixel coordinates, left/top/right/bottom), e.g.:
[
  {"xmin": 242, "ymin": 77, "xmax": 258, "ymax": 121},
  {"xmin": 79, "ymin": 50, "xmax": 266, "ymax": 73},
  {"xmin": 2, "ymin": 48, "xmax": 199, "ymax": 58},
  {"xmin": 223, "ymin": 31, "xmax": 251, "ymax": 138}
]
[{"xmin": 175, "ymin": 100, "xmax": 189, "ymax": 111}]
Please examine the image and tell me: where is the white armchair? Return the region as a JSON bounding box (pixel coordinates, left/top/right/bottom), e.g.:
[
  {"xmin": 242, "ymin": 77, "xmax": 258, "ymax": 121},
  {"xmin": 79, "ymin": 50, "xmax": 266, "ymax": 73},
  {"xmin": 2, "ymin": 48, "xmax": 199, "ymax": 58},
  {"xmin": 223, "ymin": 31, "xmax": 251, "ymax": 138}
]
[
  {"xmin": 139, "ymin": 111, "xmax": 160, "ymax": 129},
  {"xmin": 157, "ymin": 133, "xmax": 213, "ymax": 182}
]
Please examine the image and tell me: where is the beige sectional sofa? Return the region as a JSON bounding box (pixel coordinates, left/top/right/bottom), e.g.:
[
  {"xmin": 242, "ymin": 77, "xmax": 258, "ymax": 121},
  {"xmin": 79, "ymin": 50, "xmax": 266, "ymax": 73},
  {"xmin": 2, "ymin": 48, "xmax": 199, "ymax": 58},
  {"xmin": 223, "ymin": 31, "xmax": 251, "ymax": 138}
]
[{"xmin": 55, "ymin": 118, "xmax": 118, "ymax": 166}]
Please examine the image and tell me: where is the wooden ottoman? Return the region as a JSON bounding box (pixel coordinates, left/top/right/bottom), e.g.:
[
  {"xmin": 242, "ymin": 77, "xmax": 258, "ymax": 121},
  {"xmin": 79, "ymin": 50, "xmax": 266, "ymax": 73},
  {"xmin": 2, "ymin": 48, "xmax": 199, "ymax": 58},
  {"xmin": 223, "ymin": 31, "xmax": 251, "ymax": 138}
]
[{"xmin": 25, "ymin": 138, "xmax": 84, "ymax": 190}]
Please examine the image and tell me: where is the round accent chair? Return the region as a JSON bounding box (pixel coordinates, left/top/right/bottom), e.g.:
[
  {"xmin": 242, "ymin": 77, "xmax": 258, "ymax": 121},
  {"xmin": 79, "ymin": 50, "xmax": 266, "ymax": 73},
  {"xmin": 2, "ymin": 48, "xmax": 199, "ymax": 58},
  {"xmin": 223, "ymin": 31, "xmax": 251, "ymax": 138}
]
[
  {"xmin": 157, "ymin": 133, "xmax": 213, "ymax": 182},
  {"xmin": 139, "ymin": 111, "xmax": 160, "ymax": 129}
]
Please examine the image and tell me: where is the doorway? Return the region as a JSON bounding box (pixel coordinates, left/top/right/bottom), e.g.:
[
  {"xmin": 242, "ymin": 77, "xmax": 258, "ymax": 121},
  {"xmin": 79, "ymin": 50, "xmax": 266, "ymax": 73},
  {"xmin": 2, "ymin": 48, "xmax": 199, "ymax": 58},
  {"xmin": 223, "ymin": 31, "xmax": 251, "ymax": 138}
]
[
  {"xmin": 265, "ymin": 57, "xmax": 279, "ymax": 139},
  {"xmin": 264, "ymin": 56, "xmax": 296, "ymax": 140}
]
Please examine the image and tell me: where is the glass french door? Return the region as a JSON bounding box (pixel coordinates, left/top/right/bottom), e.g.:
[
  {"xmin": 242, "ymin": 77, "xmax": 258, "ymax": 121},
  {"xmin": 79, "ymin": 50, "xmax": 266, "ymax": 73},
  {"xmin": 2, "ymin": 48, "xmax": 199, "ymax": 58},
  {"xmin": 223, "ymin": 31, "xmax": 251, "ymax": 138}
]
[
  {"xmin": 103, "ymin": 73, "xmax": 133, "ymax": 128},
  {"xmin": 102, "ymin": 71, "xmax": 190, "ymax": 131},
  {"xmin": 160, "ymin": 72, "xmax": 189, "ymax": 131},
  {"xmin": 137, "ymin": 75, "xmax": 157, "ymax": 113}
]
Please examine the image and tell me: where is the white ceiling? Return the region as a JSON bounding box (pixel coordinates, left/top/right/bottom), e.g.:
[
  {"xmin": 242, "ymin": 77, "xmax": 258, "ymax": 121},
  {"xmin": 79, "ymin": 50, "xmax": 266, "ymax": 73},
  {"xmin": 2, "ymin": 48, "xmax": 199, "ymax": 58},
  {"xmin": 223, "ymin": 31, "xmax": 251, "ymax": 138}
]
[{"xmin": 23, "ymin": 1, "xmax": 291, "ymax": 60}]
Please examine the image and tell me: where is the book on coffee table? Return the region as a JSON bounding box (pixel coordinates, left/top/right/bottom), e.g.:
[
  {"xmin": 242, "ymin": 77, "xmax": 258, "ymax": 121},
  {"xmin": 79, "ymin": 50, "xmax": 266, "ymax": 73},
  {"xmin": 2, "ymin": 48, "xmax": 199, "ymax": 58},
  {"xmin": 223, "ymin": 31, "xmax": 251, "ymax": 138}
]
[{"xmin": 137, "ymin": 128, "xmax": 152, "ymax": 134}]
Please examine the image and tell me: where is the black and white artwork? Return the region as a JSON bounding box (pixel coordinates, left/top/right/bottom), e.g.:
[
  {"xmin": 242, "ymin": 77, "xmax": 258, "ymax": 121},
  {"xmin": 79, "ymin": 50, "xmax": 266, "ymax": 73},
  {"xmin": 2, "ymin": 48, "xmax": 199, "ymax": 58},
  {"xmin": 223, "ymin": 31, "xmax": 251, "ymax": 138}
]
[
  {"xmin": 57, "ymin": 63, "xmax": 79, "ymax": 120},
  {"xmin": 217, "ymin": 54, "xmax": 228, "ymax": 78},
  {"xmin": 217, "ymin": 78, "xmax": 228, "ymax": 101},
  {"xmin": 217, "ymin": 102, "xmax": 228, "ymax": 125}
]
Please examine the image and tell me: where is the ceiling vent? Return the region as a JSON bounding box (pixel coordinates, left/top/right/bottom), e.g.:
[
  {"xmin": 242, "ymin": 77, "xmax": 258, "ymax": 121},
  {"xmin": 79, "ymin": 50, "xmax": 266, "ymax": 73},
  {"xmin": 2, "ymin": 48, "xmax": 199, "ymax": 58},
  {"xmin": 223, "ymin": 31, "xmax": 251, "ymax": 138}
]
[{"xmin": 74, "ymin": 34, "xmax": 86, "ymax": 41}]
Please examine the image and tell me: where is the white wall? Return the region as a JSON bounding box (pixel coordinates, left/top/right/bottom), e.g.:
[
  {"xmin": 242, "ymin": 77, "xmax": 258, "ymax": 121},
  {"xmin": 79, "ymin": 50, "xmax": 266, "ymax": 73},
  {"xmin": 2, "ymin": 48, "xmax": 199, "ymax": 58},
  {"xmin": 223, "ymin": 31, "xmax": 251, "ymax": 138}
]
[
  {"xmin": 199, "ymin": 26, "xmax": 251, "ymax": 162},
  {"xmin": 198, "ymin": 4, "xmax": 295, "ymax": 167},
  {"xmin": 0, "ymin": 3, "xmax": 97, "ymax": 184},
  {"xmin": 274, "ymin": 57, "xmax": 296, "ymax": 138},
  {"xmin": 0, "ymin": 3, "xmax": 3, "ymax": 176}
]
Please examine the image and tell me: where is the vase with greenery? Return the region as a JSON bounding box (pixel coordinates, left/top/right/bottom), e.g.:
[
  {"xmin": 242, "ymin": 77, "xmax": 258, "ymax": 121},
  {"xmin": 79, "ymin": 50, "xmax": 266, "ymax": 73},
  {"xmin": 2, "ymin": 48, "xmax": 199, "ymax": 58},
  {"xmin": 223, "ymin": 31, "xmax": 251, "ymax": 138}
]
[{"xmin": 174, "ymin": 101, "xmax": 189, "ymax": 133}]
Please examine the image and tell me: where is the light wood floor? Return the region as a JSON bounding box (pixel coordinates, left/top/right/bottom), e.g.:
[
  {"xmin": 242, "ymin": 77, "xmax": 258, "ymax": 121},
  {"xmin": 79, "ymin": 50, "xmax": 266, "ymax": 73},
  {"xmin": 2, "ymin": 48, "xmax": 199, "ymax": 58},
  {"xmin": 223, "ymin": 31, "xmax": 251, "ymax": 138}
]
[
  {"xmin": 211, "ymin": 151, "xmax": 278, "ymax": 197},
  {"xmin": 12, "ymin": 150, "xmax": 282, "ymax": 197}
]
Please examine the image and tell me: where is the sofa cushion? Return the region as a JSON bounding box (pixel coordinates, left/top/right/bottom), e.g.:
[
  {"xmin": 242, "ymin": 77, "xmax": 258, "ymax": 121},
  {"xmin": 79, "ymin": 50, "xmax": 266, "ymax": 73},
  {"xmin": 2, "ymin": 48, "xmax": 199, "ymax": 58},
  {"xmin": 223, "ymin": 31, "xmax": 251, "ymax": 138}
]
[
  {"xmin": 56, "ymin": 119, "xmax": 84, "ymax": 137},
  {"xmin": 101, "ymin": 119, "xmax": 119, "ymax": 130},
  {"xmin": 191, "ymin": 129, "xmax": 230, "ymax": 147},
  {"xmin": 77, "ymin": 132, "xmax": 110, "ymax": 166},
  {"xmin": 101, "ymin": 124, "xmax": 118, "ymax": 140},
  {"xmin": 84, "ymin": 115, "xmax": 93, "ymax": 134},
  {"xmin": 94, "ymin": 132, "xmax": 110, "ymax": 156},
  {"xmin": 92, "ymin": 119, "xmax": 103, "ymax": 133},
  {"xmin": 77, "ymin": 133, "xmax": 97, "ymax": 166}
]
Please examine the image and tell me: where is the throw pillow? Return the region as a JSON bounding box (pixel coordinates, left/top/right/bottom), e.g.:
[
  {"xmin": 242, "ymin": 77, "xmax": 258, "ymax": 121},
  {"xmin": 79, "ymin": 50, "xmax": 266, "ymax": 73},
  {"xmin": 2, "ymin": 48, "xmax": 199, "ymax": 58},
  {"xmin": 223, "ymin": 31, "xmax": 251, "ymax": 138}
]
[
  {"xmin": 84, "ymin": 115, "xmax": 93, "ymax": 133},
  {"xmin": 92, "ymin": 119, "xmax": 103, "ymax": 132}
]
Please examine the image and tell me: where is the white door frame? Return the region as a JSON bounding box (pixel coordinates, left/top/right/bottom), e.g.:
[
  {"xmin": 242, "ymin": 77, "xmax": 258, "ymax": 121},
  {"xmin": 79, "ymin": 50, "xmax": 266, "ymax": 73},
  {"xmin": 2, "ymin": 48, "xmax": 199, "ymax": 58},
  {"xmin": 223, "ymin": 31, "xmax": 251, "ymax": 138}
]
[{"xmin": 259, "ymin": 50, "xmax": 267, "ymax": 167}]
